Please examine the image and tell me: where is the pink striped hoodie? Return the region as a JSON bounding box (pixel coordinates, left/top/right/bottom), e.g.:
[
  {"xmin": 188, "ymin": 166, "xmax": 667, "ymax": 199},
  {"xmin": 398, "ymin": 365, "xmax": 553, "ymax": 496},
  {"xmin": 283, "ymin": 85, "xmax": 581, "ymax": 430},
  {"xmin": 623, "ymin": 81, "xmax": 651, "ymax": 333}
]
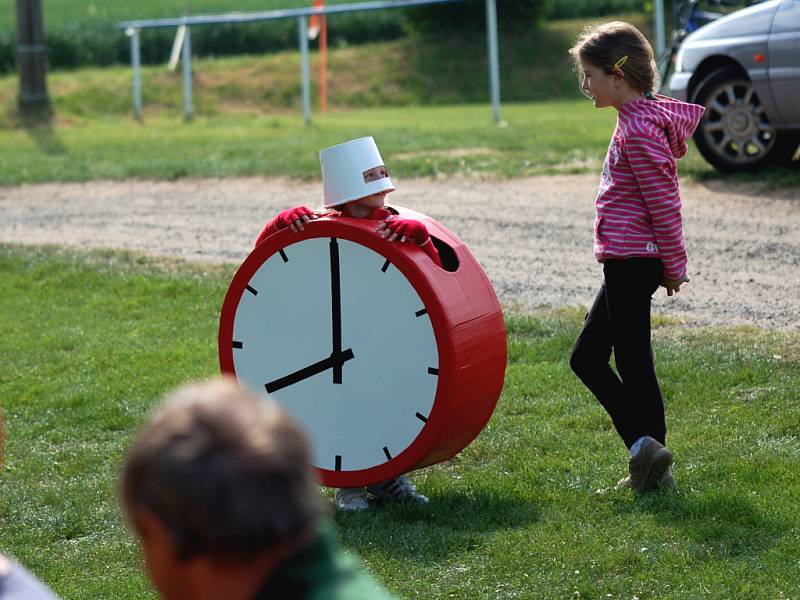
[{"xmin": 594, "ymin": 94, "xmax": 704, "ymax": 280}]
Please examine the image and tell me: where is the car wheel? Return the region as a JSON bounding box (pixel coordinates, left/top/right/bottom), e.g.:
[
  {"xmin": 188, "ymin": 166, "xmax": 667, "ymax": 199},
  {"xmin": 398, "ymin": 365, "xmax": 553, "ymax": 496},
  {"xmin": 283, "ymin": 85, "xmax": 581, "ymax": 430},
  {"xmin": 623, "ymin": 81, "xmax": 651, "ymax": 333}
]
[{"xmin": 691, "ymin": 66, "xmax": 800, "ymax": 172}]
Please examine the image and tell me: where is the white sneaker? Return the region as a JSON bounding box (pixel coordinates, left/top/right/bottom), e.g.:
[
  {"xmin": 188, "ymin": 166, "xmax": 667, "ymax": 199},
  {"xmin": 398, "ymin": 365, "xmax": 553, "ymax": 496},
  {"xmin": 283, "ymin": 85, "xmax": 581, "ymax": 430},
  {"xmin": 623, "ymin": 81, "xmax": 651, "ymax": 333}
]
[
  {"xmin": 335, "ymin": 487, "xmax": 369, "ymax": 511},
  {"xmin": 368, "ymin": 475, "xmax": 429, "ymax": 504}
]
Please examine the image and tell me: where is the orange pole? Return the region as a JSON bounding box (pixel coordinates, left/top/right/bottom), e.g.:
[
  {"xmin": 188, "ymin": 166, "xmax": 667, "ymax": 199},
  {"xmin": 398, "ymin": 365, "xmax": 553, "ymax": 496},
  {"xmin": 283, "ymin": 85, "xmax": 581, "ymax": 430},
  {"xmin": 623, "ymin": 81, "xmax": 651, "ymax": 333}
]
[{"xmin": 320, "ymin": 14, "xmax": 327, "ymax": 112}]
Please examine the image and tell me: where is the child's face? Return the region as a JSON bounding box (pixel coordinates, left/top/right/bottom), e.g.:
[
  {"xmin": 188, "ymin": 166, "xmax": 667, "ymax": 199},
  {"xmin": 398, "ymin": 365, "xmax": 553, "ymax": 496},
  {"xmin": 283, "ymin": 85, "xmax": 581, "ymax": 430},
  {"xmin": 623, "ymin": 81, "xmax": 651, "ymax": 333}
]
[
  {"xmin": 353, "ymin": 192, "xmax": 387, "ymax": 209},
  {"xmin": 579, "ymin": 60, "xmax": 617, "ymax": 109},
  {"xmin": 339, "ymin": 192, "xmax": 387, "ymax": 217},
  {"xmin": 130, "ymin": 510, "xmax": 189, "ymax": 600},
  {"xmin": 580, "ymin": 59, "xmax": 642, "ymax": 110}
]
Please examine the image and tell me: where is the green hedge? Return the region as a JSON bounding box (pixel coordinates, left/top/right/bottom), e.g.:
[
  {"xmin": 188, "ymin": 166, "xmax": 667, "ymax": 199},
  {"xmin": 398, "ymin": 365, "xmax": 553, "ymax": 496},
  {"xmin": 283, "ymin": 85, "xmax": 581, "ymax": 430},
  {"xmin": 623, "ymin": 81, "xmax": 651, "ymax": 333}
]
[
  {"xmin": 405, "ymin": 0, "xmax": 547, "ymax": 33},
  {"xmin": 402, "ymin": 0, "xmax": 649, "ymax": 33},
  {"xmin": 0, "ymin": 12, "xmax": 405, "ymax": 74},
  {"xmin": 544, "ymin": 0, "xmax": 648, "ymax": 19}
]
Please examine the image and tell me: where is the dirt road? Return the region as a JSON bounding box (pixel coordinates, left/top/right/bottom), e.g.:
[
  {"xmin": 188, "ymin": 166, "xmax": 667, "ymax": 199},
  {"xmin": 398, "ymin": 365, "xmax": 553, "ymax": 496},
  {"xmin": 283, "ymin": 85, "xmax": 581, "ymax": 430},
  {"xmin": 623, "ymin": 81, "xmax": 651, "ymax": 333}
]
[{"xmin": 1, "ymin": 174, "xmax": 798, "ymax": 329}]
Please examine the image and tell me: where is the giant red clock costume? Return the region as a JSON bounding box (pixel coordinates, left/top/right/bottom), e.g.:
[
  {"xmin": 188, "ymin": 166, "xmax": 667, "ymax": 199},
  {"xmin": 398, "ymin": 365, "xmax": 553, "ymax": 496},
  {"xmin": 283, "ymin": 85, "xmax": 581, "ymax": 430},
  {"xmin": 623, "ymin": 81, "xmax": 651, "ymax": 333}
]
[{"xmin": 219, "ymin": 137, "xmax": 506, "ymax": 508}]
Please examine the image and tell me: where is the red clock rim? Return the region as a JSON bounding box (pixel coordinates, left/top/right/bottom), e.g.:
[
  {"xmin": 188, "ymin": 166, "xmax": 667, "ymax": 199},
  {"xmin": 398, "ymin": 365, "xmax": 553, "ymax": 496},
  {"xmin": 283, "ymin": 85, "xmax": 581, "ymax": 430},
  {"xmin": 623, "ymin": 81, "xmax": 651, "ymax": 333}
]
[{"xmin": 218, "ymin": 217, "xmax": 455, "ymax": 487}]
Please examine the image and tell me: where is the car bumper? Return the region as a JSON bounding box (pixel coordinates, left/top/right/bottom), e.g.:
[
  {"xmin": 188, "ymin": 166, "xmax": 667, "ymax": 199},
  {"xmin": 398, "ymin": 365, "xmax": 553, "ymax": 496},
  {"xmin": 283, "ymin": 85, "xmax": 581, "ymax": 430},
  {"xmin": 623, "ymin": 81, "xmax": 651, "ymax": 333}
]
[{"xmin": 666, "ymin": 72, "xmax": 692, "ymax": 101}]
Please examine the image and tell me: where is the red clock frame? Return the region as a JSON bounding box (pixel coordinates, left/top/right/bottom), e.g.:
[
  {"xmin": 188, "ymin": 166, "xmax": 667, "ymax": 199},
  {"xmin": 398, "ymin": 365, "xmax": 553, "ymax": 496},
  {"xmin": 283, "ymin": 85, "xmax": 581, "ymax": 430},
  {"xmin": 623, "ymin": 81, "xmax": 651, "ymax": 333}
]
[{"xmin": 219, "ymin": 206, "xmax": 507, "ymax": 488}]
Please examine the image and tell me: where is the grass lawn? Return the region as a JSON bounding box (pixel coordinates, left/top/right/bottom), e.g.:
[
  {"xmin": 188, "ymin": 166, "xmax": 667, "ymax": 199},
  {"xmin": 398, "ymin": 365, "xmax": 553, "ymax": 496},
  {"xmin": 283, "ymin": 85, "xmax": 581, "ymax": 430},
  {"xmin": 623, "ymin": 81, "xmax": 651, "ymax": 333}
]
[
  {"xmin": 0, "ymin": 94, "xmax": 774, "ymax": 186},
  {"xmin": 1, "ymin": 244, "xmax": 799, "ymax": 599},
  {"xmin": 2, "ymin": 98, "xmax": 796, "ymax": 187},
  {"xmin": 1, "ymin": 65, "xmax": 797, "ymax": 187},
  {"xmin": 0, "ymin": 101, "xmax": 624, "ymax": 184}
]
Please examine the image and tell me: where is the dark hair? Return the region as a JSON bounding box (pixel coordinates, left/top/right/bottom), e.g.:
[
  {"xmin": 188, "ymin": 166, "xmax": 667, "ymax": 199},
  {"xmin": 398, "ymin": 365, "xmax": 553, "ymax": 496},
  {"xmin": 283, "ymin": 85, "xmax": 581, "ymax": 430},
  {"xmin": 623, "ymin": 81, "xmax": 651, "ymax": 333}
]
[
  {"xmin": 121, "ymin": 377, "xmax": 325, "ymax": 562},
  {"xmin": 568, "ymin": 21, "xmax": 659, "ymax": 95}
]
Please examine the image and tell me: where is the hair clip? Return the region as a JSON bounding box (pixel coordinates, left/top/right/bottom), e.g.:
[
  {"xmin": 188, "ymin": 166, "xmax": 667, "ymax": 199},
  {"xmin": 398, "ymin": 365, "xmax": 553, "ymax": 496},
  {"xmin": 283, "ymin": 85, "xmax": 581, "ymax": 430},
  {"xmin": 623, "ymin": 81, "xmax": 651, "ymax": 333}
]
[{"xmin": 613, "ymin": 55, "xmax": 629, "ymax": 70}]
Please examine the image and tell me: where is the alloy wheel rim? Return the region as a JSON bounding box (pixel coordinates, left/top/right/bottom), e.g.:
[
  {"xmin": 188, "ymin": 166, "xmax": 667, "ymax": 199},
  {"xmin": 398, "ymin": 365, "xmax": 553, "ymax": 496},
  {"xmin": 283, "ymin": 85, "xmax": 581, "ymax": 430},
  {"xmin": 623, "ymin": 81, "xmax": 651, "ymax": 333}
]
[{"xmin": 701, "ymin": 79, "xmax": 776, "ymax": 164}]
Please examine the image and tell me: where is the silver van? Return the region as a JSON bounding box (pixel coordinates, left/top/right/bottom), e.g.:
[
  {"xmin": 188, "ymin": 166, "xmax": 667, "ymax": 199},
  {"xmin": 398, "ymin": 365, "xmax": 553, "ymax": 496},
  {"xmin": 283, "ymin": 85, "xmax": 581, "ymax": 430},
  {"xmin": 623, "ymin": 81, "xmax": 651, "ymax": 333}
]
[{"xmin": 668, "ymin": 0, "xmax": 800, "ymax": 171}]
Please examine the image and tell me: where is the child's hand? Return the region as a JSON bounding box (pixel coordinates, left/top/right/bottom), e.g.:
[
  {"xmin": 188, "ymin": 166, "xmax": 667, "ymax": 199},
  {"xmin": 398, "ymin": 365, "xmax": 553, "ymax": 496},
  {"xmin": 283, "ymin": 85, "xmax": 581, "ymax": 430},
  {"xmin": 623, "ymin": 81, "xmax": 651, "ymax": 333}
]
[
  {"xmin": 662, "ymin": 275, "xmax": 689, "ymax": 297},
  {"xmin": 376, "ymin": 219, "xmax": 430, "ymax": 245},
  {"xmin": 275, "ymin": 205, "xmax": 316, "ymax": 233}
]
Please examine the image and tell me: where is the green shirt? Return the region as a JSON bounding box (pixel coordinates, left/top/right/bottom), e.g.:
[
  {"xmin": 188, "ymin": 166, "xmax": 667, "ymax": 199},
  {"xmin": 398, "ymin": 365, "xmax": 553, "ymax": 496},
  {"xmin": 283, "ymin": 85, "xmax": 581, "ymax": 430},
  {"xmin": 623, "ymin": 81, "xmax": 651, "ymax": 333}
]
[{"xmin": 253, "ymin": 524, "xmax": 396, "ymax": 599}]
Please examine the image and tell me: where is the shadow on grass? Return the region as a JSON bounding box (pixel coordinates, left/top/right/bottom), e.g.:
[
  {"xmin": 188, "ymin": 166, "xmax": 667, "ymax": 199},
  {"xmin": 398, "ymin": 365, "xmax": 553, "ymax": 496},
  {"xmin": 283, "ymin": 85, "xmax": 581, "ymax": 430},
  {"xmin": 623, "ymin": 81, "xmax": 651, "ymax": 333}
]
[
  {"xmin": 24, "ymin": 121, "xmax": 67, "ymax": 155},
  {"xmin": 15, "ymin": 108, "xmax": 68, "ymax": 155},
  {"xmin": 335, "ymin": 489, "xmax": 540, "ymax": 562},
  {"xmin": 692, "ymin": 162, "xmax": 800, "ymax": 191},
  {"xmin": 613, "ymin": 489, "xmax": 786, "ymax": 559}
]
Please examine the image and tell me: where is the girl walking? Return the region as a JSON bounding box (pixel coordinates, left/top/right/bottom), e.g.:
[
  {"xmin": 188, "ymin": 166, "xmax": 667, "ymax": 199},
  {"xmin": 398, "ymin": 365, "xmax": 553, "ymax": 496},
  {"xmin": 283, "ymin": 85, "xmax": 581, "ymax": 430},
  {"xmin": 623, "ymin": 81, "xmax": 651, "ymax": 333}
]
[{"xmin": 568, "ymin": 22, "xmax": 704, "ymax": 492}]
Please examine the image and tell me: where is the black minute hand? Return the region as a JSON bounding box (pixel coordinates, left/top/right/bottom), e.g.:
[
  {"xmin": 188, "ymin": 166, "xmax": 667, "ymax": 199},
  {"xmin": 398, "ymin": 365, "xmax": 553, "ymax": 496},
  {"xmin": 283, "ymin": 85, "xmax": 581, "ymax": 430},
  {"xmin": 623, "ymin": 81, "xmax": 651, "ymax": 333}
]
[
  {"xmin": 330, "ymin": 238, "xmax": 344, "ymax": 383},
  {"xmin": 265, "ymin": 349, "xmax": 354, "ymax": 394}
]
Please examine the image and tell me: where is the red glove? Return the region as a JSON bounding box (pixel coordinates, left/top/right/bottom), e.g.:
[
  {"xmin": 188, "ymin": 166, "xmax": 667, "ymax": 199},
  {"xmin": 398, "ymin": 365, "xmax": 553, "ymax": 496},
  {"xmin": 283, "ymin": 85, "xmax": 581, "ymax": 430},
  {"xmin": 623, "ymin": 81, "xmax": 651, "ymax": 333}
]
[
  {"xmin": 274, "ymin": 205, "xmax": 314, "ymax": 231},
  {"xmin": 378, "ymin": 218, "xmax": 430, "ymax": 245},
  {"xmin": 374, "ymin": 218, "xmax": 443, "ymax": 268},
  {"xmin": 255, "ymin": 205, "xmax": 315, "ymax": 247}
]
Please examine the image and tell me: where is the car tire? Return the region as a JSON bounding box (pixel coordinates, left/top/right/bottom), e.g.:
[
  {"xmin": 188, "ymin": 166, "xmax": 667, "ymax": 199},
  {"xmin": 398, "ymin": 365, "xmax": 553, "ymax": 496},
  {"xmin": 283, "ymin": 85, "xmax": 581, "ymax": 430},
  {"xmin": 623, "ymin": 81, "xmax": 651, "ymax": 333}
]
[{"xmin": 691, "ymin": 66, "xmax": 800, "ymax": 173}]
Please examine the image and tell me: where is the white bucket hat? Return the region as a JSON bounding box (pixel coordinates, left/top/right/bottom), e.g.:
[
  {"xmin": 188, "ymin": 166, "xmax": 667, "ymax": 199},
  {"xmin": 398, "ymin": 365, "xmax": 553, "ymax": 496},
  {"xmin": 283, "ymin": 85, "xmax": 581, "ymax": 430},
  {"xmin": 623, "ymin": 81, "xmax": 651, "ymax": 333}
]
[{"xmin": 320, "ymin": 136, "xmax": 395, "ymax": 208}]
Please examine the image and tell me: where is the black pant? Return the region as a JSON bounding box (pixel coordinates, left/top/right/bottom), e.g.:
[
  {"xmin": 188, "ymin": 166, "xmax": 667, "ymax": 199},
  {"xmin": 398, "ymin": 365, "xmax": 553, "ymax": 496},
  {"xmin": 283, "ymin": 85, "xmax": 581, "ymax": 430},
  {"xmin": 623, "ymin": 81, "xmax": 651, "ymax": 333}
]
[{"xmin": 569, "ymin": 258, "xmax": 666, "ymax": 449}]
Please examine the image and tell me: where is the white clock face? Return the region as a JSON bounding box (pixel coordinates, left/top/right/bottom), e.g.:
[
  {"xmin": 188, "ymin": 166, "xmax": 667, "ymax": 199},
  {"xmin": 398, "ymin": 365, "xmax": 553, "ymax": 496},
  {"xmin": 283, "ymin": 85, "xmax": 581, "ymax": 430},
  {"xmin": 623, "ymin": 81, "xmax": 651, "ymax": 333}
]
[{"xmin": 231, "ymin": 237, "xmax": 439, "ymax": 472}]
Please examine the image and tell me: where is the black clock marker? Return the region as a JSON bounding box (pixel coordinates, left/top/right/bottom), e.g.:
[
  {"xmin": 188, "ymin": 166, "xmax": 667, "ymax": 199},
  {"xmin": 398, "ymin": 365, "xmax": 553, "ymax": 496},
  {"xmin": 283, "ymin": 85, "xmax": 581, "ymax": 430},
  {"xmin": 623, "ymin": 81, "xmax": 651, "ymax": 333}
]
[
  {"xmin": 232, "ymin": 341, "xmax": 243, "ymax": 349},
  {"xmin": 245, "ymin": 285, "xmax": 258, "ymax": 296},
  {"xmin": 383, "ymin": 446, "xmax": 392, "ymax": 460},
  {"xmin": 279, "ymin": 249, "xmax": 289, "ymax": 263},
  {"xmin": 415, "ymin": 412, "xmax": 428, "ymax": 423},
  {"xmin": 415, "ymin": 308, "xmax": 428, "ymax": 317},
  {"xmin": 335, "ymin": 455, "xmax": 342, "ymax": 471},
  {"xmin": 428, "ymin": 367, "xmax": 439, "ymax": 376},
  {"xmin": 381, "ymin": 259, "xmax": 390, "ymax": 273}
]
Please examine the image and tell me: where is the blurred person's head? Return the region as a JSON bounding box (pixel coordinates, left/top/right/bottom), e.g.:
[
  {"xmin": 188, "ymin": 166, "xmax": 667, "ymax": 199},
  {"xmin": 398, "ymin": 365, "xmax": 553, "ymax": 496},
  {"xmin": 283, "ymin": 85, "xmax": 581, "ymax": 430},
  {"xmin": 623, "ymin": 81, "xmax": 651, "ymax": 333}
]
[{"xmin": 121, "ymin": 377, "xmax": 324, "ymax": 600}]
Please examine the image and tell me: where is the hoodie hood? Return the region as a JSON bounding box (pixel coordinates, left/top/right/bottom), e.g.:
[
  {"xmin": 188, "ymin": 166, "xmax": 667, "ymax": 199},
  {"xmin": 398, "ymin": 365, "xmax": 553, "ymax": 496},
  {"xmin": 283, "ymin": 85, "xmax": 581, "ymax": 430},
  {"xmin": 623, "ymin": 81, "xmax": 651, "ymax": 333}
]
[{"xmin": 618, "ymin": 95, "xmax": 705, "ymax": 159}]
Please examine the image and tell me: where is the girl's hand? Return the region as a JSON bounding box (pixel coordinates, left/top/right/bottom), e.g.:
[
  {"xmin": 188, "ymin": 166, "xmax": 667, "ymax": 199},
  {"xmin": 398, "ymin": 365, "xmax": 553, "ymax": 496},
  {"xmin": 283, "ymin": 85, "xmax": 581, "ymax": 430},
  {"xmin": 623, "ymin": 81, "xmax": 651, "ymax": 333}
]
[
  {"xmin": 275, "ymin": 205, "xmax": 317, "ymax": 233},
  {"xmin": 662, "ymin": 275, "xmax": 689, "ymax": 297},
  {"xmin": 376, "ymin": 219, "xmax": 430, "ymax": 245}
]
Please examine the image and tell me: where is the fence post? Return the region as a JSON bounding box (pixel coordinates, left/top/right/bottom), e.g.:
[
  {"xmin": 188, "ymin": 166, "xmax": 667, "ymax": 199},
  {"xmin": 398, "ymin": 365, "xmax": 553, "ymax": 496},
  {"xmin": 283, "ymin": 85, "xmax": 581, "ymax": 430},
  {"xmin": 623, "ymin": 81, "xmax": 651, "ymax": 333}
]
[
  {"xmin": 654, "ymin": 0, "xmax": 666, "ymax": 57},
  {"xmin": 182, "ymin": 23, "xmax": 194, "ymax": 120},
  {"xmin": 485, "ymin": 0, "xmax": 501, "ymax": 124},
  {"xmin": 127, "ymin": 28, "xmax": 143, "ymax": 120},
  {"xmin": 298, "ymin": 15, "xmax": 312, "ymax": 125},
  {"xmin": 16, "ymin": 0, "xmax": 50, "ymax": 115}
]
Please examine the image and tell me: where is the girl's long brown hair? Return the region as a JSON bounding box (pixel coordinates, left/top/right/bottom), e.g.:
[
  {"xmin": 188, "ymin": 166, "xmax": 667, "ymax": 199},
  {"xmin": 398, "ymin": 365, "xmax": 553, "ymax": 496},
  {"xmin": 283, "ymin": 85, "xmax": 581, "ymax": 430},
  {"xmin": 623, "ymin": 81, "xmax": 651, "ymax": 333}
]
[{"xmin": 569, "ymin": 21, "xmax": 660, "ymax": 95}]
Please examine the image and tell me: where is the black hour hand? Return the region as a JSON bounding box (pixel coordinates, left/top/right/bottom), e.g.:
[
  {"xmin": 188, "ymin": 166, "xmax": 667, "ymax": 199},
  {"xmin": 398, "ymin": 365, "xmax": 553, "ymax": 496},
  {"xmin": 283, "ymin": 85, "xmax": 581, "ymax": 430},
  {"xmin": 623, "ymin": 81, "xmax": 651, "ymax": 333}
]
[{"xmin": 265, "ymin": 349, "xmax": 354, "ymax": 394}]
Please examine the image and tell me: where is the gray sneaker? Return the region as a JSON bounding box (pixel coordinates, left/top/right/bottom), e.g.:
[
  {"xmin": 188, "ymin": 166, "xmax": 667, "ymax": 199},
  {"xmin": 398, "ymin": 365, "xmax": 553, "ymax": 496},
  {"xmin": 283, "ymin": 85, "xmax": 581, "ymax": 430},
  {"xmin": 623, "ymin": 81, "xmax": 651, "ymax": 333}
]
[
  {"xmin": 335, "ymin": 487, "xmax": 369, "ymax": 511},
  {"xmin": 628, "ymin": 437, "xmax": 673, "ymax": 493},
  {"xmin": 368, "ymin": 475, "xmax": 429, "ymax": 504},
  {"xmin": 616, "ymin": 467, "xmax": 675, "ymax": 491},
  {"xmin": 659, "ymin": 468, "xmax": 675, "ymax": 489}
]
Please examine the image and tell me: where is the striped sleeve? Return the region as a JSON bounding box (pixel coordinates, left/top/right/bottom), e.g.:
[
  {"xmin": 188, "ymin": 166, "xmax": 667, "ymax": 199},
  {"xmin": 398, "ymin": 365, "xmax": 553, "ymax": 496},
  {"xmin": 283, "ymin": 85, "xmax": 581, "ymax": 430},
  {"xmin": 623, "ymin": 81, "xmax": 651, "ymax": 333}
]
[{"xmin": 625, "ymin": 128, "xmax": 688, "ymax": 280}]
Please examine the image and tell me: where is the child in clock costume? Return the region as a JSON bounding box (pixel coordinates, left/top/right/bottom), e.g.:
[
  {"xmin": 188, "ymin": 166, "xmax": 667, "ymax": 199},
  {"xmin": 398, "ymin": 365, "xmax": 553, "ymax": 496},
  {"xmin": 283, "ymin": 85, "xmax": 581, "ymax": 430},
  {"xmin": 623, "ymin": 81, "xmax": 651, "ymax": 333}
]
[{"xmin": 255, "ymin": 137, "xmax": 439, "ymax": 511}]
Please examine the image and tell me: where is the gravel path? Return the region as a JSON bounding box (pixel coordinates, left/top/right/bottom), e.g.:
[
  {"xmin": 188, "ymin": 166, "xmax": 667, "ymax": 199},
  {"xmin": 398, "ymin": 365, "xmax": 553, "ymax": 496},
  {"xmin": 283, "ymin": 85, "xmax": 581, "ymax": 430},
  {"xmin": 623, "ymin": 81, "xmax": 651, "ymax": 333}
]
[{"xmin": 1, "ymin": 174, "xmax": 798, "ymax": 329}]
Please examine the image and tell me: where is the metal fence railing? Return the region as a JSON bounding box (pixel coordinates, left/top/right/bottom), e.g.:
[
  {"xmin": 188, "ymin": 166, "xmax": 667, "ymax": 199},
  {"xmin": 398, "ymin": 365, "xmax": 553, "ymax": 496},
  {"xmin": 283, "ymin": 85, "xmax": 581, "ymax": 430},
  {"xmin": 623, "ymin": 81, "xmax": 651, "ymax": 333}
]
[{"xmin": 119, "ymin": 0, "xmax": 503, "ymax": 124}]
